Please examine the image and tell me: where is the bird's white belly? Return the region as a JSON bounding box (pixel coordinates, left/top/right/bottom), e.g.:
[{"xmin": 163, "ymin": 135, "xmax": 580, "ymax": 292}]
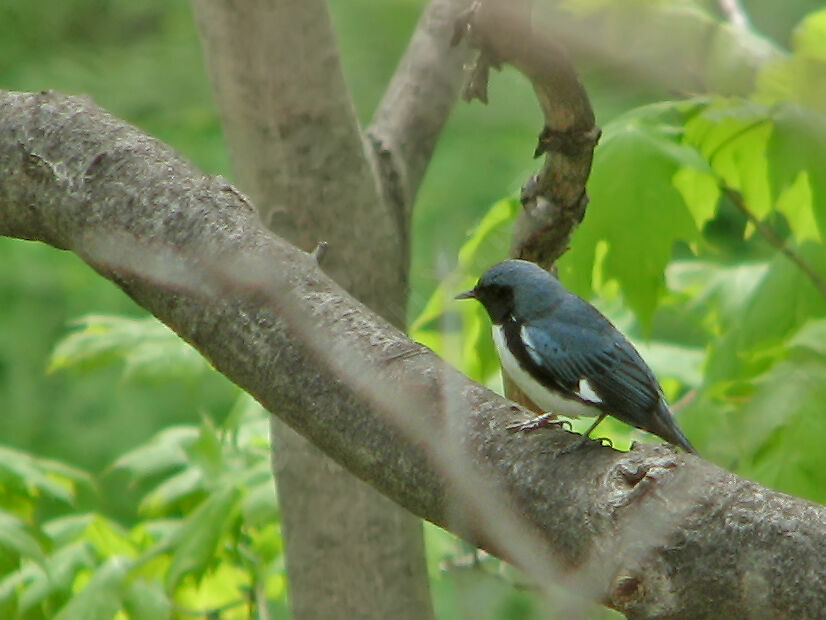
[{"xmin": 492, "ymin": 325, "xmax": 601, "ymax": 418}]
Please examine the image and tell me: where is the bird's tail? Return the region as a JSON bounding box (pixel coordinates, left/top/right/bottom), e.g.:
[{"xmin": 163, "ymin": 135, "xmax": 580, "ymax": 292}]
[{"xmin": 648, "ymin": 401, "xmax": 697, "ymax": 454}]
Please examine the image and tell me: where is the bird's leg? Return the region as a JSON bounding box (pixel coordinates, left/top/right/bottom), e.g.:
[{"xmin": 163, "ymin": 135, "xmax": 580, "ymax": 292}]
[
  {"xmin": 507, "ymin": 412, "xmax": 571, "ymax": 433},
  {"xmin": 561, "ymin": 413, "xmax": 612, "ymax": 452},
  {"xmin": 581, "ymin": 412, "xmax": 608, "ymax": 439}
]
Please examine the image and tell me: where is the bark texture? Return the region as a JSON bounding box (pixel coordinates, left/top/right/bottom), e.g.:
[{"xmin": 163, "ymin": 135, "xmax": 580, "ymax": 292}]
[
  {"xmin": 2, "ymin": 89, "xmax": 826, "ymax": 619},
  {"xmin": 190, "ymin": 0, "xmax": 436, "ymax": 617},
  {"xmin": 367, "ymin": 0, "xmax": 474, "ymax": 231},
  {"xmin": 455, "ymin": 0, "xmax": 598, "ymax": 270}
]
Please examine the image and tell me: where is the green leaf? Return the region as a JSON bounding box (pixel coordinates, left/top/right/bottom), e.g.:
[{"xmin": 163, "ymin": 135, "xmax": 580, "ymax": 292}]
[
  {"xmin": 0, "ymin": 446, "xmax": 79, "ymax": 506},
  {"xmin": 83, "ymin": 515, "xmax": 135, "ymax": 559},
  {"xmin": 634, "ymin": 341, "xmax": 704, "ymax": 389},
  {"xmin": 409, "ymin": 197, "xmax": 517, "ymax": 382},
  {"xmin": 706, "ymin": 242, "xmax": 826, "ymax": 382},
  {"xmin": 44, "ymin": 514, "xmax": 96, "ymax": 547},
  {"xmin": 49, "ymin": 315, "xmax": 208, "ymax": 381},
  {"xmin": 729, "ymin": 352, "xmax": 826, "ymax": 504},
  {"xmin": 794, "ymin": 8, "xmax": 826, "ymax": 62},
  {"xmin": 767, "ymin": 104, "xmax": 826, "ymax": 238},
  {"xmin": 247, "ymin": 523, "xmax": 283, "ymax": 565},
  {"xmin": 164, "ymin": 486, "xmax": 240, "ymax": 591},
  {"xmin": 112, "ymin": 426, "xmax": 197, "ymax": 480},
  {"xmin": 139, "ymin": 468, "xmax": 204, "ymax": 517},
  {"xmin": 174, "ymin": 561, "xmax": 250, "ymax": 615},
  {"xmin": 0, "ymin": 512, "xmax": 45, "ymax": 565},
  {"xmin": 788, "ymin": 318, "xmax": 826, "ymax": 357},
  {"xmin": 223, "ymin": 391, "xmax": 265, "ymax": 434},
  {"xmin": 122, "ymin": 579, "xmax": 171, "ymax": 620},
  {"xmin": 19, "ymin": 541, "xmax": 96, "ymax": 612},
  {"xmin": 672, "ymin": 167, "xmax": 720, "ymax": 231},
  {"xmin": 54, "ymin": 557, "xmax": 129, "ymax": 620},
  {"xmin": 456, "ymin": 197, "xmax": 519, "ymax": 274},
  {"xmin": 683, "ymin": 100, "xmax": 773, "ymax": 219},
  {"xmin": 776, "ymin": 171, "xmax": 819, "ymax": 243},
  {"xmin": 185, "ymin": 416, "xmax": 224, "ymax": 481},
  {"xmin": 560, "ymin": 112, "xmax": 705, "ymax": 327},
  {"xmin": 241, "ymin": 481, "xmax": 279, "ymax": 528}
]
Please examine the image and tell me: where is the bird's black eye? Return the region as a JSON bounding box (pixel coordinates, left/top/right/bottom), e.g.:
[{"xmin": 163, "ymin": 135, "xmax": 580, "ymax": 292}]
[{"xmin": 478, "ymin": 284, "xmax": 513, "ymax": 324}]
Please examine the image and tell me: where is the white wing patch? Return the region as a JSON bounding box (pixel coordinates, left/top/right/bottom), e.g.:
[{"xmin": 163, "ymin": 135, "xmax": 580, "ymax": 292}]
[
  {"xmin": 519, "ymin": 325, "xmax": 546, "ymax": 368},
  {"xmin": 492, "ymin": 325, "xmax": 602, "ymax": 419},
  {"xmin": 575, "ymin": 378, "xmax": 602, "ymax": 404}
]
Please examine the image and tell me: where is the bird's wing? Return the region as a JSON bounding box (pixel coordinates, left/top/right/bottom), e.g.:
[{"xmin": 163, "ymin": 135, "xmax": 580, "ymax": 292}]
[{"xmin": 520, "ymin": 322, "xmax": 661, "ymax": 423}]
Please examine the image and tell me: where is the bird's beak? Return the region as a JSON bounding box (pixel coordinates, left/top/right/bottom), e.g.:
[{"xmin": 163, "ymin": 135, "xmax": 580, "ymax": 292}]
[{"xmin": 455, "ymin": 289, "xmax": 476, "ymax": 300}]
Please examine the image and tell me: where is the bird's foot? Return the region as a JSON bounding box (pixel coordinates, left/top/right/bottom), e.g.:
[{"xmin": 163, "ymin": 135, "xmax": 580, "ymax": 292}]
[
  {"xmin": 507, "ymin": 413, "xmax": 571, "ymax": 433},
  {"xmin": 557, "ymin": 434, "xmax": 613, "ymax": 456}
]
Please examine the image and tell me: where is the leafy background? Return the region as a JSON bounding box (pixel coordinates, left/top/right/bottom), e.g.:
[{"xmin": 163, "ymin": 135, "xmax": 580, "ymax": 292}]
[{"xmin": 2, "ymin": 0, "xmax": 826, "ymax": 617}]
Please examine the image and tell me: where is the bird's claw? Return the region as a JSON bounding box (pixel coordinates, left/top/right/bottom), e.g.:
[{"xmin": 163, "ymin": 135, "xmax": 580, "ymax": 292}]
[
  {"xmin": 556, "ymin": 434, "xmax": 613, "ymax": 456},
  {"xmin": 507, "ymin": 414, "xmax": 571, "ymax": 433}
]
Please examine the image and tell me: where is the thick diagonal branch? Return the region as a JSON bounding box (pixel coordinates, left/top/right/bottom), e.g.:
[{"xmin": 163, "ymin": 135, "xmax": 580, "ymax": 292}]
[{"xmin": 2, "ymin": 90, "xmax": 825, "ymax": 618}]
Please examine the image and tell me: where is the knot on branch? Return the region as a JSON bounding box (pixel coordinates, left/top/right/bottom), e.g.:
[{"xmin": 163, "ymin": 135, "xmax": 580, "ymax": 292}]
[
  {"xmin": 606, "ymin": 448, "xmax": 680, "ymax": 511},
  {"xmin": 534, "ymin": 125, "xmax": 601, "ymax": 158}
]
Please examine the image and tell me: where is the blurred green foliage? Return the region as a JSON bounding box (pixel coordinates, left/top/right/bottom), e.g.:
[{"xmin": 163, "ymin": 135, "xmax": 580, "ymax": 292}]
[{"xmin": 2, "ymin": 0, "xmax": 826, "ymax": 618}]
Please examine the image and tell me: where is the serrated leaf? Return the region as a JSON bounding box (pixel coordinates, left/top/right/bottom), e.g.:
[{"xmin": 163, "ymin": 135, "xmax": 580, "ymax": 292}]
[
  {"xmin": 54, "ymin": 557, "xmax": 129, "ymax": 620},
  {"xmin": 164, "ymin": 486, "xmax": 240, "ymax": 591},
  {"xmin": 173, "ymin": 561, "xmax": 249, "ymax": 614}
]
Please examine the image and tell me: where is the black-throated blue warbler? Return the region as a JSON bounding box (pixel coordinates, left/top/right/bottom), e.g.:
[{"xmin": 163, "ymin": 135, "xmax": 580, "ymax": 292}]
[{"xmin": 457, "ymin": 259, "xmax": 696, "ymax": 453}]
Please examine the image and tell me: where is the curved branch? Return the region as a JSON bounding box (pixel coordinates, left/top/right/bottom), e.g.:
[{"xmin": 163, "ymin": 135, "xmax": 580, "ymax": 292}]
[
  {"xmin": 2, "ymin": 90, "xmax": 825, "ymax": 618},
  {"xmin": 454, "ymin": 0, "xmax": 599, "ymax": 269}
]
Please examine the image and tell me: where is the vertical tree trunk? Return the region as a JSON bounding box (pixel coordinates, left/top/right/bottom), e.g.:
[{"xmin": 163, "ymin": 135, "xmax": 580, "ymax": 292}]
[{"xmin": 191, "ymin": 1, "xmax": 433, "ymax": 617}]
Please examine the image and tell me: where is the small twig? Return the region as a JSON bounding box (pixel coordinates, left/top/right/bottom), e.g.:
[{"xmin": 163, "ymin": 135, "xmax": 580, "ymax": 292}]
[
  {"xmin": 724, "ymin": 187, "xmax": 826, "ymax": 300},
  {"xmin": 312, "ymin": 241, "xmax": 329, "ymax": 264},
  {"xmin": 719, "ymin": 0, "xmax": 750, "ymax": 30},
  {"xmin": 671, "ymin": 389, "xmax": 697, "ymax": 413}
]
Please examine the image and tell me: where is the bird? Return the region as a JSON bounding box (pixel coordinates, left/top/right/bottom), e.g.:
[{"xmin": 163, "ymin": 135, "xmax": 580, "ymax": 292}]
[{"xmin": 456, "ymin": 259, "xmax": 696, "ymax": 454}]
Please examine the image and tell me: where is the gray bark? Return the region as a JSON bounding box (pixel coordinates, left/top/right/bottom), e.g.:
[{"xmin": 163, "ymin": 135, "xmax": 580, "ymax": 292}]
[
  {"xmin": 2, "ymin": 89, "xmax": 826, "ymax": 619},
  {"xmin": 367, "ymin": 0, "xmax": 474, "ymax": 231},
  {"xmin": 189, "ymin": 0, "xmax": 439, "ymax": 617}
]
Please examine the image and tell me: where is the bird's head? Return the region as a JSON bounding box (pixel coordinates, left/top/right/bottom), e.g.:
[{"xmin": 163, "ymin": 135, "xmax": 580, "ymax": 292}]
[{"xmin": 456, "ymin": 259, "xmax": 560, "ymax": 324}]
